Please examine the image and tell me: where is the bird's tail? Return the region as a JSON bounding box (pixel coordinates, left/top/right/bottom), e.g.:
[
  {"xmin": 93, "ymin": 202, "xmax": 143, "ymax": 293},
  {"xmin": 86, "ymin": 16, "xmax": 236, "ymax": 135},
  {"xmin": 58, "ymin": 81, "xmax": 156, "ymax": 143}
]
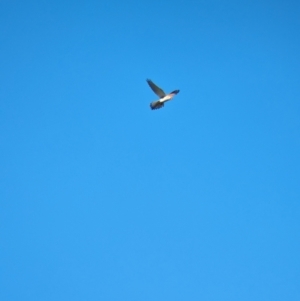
[{"xmin": 150, "ymin": 101, "xmax": 164, "ymax": 110}]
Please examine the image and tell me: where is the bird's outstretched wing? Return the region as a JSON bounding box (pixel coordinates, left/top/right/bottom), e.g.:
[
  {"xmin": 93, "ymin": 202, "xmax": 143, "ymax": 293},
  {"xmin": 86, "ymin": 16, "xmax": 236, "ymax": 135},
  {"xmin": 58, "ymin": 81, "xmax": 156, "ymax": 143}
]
[{"xmin": 147, "ymin": 79, "xmax": 166, "ymax": 98}]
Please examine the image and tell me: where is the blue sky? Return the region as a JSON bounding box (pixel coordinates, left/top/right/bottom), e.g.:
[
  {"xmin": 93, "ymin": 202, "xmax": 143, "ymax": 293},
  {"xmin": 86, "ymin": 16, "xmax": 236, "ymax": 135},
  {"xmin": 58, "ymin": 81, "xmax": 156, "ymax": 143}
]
[{"xmin": 1, "ymin": 0, "xmax": 300, "ymax": 300}]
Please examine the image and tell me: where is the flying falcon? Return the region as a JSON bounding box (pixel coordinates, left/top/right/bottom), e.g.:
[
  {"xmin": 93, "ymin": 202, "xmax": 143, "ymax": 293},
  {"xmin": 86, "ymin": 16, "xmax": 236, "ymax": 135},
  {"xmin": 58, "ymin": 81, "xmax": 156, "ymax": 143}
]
[{"xmin": 146, "ymin": 79, "xmax": 180, "ymax": 110}]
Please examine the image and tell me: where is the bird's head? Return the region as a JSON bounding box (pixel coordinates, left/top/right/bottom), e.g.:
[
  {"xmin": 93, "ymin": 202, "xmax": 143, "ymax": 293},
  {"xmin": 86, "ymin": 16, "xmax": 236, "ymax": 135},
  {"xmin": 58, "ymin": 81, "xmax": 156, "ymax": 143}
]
[{"xmin": 170, "ymin": 90, "xmax": 180, "ymax": 95}]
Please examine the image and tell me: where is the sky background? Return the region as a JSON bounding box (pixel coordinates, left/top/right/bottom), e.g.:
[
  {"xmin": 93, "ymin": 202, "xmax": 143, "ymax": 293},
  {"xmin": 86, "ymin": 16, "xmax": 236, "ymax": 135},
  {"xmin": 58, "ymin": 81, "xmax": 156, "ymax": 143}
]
[{"xmin": 1, "ymin": 0, "xmax": 300, "ymax": 300}]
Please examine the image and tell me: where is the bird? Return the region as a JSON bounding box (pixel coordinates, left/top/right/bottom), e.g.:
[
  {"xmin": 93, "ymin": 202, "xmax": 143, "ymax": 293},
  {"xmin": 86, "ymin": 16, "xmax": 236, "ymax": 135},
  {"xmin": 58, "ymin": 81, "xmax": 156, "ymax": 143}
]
[{"xmin": 146, "ymin": 79, "xmax": 180, "ymax": 110}]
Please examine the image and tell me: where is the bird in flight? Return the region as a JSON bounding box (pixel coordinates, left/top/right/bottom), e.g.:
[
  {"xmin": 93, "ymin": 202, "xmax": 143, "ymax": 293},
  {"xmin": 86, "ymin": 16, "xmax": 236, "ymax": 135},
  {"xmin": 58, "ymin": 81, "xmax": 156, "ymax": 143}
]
[{"xmin": 146, "ymin": 79, "xmax": 180, "ymax": 110}]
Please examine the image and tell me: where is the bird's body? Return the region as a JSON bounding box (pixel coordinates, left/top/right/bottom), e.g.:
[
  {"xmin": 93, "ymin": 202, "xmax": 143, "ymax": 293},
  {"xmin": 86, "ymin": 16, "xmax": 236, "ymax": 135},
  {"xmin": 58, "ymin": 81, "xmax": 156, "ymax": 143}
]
[{"xmin": 146, "ymin": 79, "xmax": 180, "ymax": 110}]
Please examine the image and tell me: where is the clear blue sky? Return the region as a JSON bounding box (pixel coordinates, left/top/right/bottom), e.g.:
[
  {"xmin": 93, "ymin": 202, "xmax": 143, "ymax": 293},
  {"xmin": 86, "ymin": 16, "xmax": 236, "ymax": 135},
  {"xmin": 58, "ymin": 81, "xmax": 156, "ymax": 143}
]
[{"xmin": 1, "ymin": 0, "xmax": 300, "ymax": 300}]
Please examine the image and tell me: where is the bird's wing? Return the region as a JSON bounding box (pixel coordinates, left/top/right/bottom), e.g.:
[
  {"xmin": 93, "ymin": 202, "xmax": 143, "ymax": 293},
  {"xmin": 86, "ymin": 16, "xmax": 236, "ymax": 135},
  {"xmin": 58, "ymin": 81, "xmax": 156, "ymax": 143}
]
[{"xmin": 146, "ymin": 79, "xmax": 166, "ymax": 98}]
